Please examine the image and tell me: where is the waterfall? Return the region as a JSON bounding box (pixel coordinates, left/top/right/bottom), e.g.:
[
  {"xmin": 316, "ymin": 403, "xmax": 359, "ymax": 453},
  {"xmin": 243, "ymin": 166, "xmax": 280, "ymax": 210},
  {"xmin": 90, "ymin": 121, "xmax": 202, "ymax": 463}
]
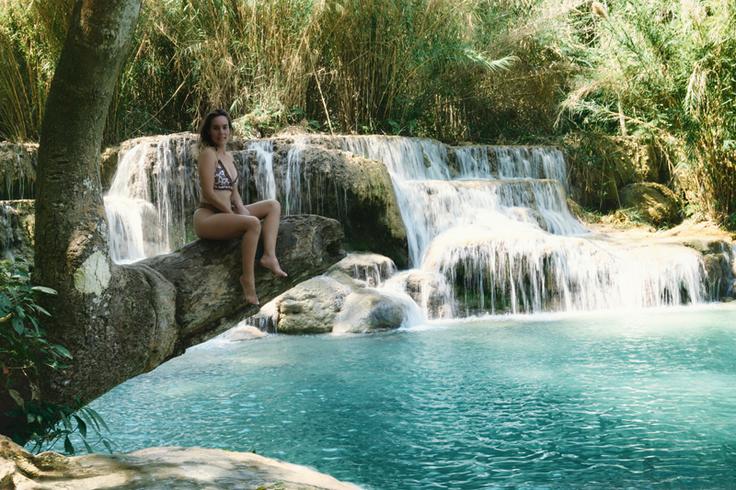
[
  {"xmin": 329, "ymin": 136, "xmax": 708, "ymax": 315},
  {"xmin": 104, "ymin": 136, "xmax": 199, "ymax": 263},
  {"xmin": 102, "ymin": 133, "xmax": 711, "ymax": 319},
  {"xmin": 282, "ymin": 137, "xmax": 306, "ymax": 215},
  {"xmin": 250, "ymin": 140, "xmax": 277, "ymax": 201}
]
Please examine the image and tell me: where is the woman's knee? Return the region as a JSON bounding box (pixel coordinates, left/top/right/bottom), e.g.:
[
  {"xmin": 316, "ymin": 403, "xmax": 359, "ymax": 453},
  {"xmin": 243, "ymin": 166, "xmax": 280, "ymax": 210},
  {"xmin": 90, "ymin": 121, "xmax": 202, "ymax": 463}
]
[
  {"xmin": 268, "ymin": 199, "xmax": 281, "ymax": 214},
  {"xmin": 242, "ymin": 215, "xmax": 261, "ymax": 232}
]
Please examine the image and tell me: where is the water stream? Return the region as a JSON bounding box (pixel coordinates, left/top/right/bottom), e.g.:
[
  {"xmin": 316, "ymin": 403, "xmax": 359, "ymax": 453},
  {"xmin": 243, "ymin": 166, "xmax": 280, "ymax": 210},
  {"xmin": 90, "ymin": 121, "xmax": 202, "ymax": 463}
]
[{"xmin": 104, "ymin": 135, "xmax": 713, "ymax": 315}]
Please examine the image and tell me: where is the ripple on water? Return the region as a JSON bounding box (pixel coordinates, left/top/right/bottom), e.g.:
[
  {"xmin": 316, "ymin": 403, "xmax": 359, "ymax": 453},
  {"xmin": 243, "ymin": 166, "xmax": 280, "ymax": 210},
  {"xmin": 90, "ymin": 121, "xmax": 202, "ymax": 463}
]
[{"xmin": 71, "ymin": 305, "xmax": 736, "ymax": 489}]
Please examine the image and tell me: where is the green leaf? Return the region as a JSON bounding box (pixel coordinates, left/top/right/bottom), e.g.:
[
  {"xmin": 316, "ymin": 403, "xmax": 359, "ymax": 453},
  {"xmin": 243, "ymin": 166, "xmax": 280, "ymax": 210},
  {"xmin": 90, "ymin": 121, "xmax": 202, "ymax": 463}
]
[
  {"xmin": 11, "ymin": 317, "xmax": 24, "ymax": 335},
  {"xmin": 82, "ymin": 438, "xmax": 93, "ymax": 453},
  {"xmin": 102, "ymin": 439, "xmax": 113, "ymax": 453},
  {"xmin": 51, "ymin": 344, "xmax": 73, "ymax": 359},
  {"xmin": 31, "ymin": 304, "xmax": 52, "ymax": 317},
  {"xmin": 74, "ymin": 415, "xmax": 87, "ymax": 438},
  {"xmin": 88, "ymin": 408, "xmax": 110, "ymax": 431},
  {"xmin": 8, "ymin": 389, "xmax": 24, "ymax": 408},
  {"xmin": 31, "ymin": 286, "xmax": 57, "ymax": 296},
  {"xmin": 63, "ymin": 436, "xmax": 74, "ymax": 455}
]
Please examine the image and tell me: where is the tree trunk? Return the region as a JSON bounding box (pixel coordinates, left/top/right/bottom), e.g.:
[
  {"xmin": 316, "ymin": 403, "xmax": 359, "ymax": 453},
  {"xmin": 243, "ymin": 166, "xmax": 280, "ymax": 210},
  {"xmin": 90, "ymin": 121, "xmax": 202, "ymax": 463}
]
[
  {"xmin": 33, "ymin": 0, "xmax": 141, "ymax": 403},
  {"xmin": 20, "ymin": 0, "xmax": 346, "ymax": 439}
]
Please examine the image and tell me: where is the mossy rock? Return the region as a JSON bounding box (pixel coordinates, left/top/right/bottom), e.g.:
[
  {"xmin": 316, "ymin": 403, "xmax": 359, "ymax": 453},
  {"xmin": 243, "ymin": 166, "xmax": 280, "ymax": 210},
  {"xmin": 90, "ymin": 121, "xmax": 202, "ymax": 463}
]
[{"xmin": 620, "ymin": 182, "xmax": 681, "ymax": 227}]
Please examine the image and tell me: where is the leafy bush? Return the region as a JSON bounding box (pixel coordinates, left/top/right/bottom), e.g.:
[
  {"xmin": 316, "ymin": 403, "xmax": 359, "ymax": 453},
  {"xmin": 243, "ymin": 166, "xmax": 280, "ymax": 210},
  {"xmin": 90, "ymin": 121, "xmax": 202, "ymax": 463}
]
[{"xmin": 0, "ymin": 259, "xmax": 112, "ymax": 453}]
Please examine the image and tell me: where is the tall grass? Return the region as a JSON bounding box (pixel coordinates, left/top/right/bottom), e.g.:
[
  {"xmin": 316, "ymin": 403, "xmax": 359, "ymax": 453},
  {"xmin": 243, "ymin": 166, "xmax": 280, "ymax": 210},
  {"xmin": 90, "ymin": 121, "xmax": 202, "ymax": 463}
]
[
  {"xmin": 1, "ymin": 0, "xmax": 520, "ymax": 144},
  {"xmin": 5, "ymin": 0, "xmax": 732, "ymax": 223},
  {"xmin": 544, "ymin": 0, "xmax": 736, "ymax": 221}
]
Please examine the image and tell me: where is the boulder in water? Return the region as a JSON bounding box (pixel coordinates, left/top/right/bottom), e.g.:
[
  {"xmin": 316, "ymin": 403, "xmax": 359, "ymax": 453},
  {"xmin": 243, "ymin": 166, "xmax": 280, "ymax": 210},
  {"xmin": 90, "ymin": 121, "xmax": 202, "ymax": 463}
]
[
  {"xmin": 332, "ymin": 288, "xmax": 412, "ymax": 333},
  {"xmin": 388, "ymin": 269, "xmax": 454, "ymax": 319},
  {"xmin": 245, "ymin": 253, "xmax": 414, "ymax": 334},
  {"xmin": 326, "ymin": 252, "xmax": 397, "ymax": 287},
  {"xmin": 620, "ymin": 182, "xmax": 681, "ymax": 227},
  {"xmin": 276, "ymin": 275, "xmax": 356, "ymax": 334}
]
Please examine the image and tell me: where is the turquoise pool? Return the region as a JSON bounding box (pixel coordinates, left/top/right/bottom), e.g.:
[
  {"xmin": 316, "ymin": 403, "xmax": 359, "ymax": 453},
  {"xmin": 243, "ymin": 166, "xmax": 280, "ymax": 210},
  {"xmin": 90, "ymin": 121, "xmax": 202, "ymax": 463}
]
[{"xmin": 86, "ymin": 304, "xmax": 736, "ymax": 488}]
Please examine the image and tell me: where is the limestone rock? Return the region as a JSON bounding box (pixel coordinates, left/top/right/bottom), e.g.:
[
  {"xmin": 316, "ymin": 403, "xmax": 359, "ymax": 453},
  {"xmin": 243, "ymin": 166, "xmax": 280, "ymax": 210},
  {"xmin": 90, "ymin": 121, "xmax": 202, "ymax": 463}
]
[
  {"xmin": 276, "ymin": 275, "xmax": 356, "ymax": 334},
  {"xmin": 332, "ymin": 288, "xmax": 415, "ymax": 334},
  {"xmin": 620, "ymin": 182, "xmax": 681, "ymax": 227},
  {"xmin": 246, "ymin": 253, "xmax": 414, "ymax": 334},
  {"xmin": 0, "ymin": 435, "xmax": 358, "ymax": 489},
  {"xmin": 326, "ymin": 252, "xmax": 397, "ymax": 286},
  {"xmin": 0, "ymin": 142, "xmax": 37, "ymax": 200},
  {"xmin": 0, "ymin": 200, "xmax": 34, "ymax": 261},
  {"xmin": 387, "ymin": 269, "xmax": 453, "ymax": 319}
]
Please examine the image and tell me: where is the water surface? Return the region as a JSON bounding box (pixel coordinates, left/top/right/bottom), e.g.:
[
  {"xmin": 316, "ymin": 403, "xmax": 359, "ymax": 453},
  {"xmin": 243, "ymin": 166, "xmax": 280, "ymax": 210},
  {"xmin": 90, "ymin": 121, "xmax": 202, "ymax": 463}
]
[{"xmin": 89, "ymin": 305, "xmax": 736, "ymax": 488}]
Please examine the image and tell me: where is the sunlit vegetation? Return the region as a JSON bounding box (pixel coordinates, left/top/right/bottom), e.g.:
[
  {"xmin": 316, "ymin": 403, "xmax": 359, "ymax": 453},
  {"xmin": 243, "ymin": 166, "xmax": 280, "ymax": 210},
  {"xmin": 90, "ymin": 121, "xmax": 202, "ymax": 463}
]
[{"xmin": 0, "ymin": 0, "xmax": 734, "ymax": 224}]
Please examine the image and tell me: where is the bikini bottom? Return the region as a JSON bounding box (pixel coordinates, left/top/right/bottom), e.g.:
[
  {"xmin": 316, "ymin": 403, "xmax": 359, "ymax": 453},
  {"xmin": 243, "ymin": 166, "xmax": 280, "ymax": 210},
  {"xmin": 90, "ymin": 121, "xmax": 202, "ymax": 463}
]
[{"xmin": 198, "ymin": 202, "xmax": 221, "ymax": 213}]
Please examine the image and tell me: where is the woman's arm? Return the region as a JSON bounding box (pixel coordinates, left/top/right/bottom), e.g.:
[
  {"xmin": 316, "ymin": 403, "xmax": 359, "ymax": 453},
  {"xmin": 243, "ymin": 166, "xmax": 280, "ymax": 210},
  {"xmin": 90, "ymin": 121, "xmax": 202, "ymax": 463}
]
[
  {"xmin": 198, "ymin": 148, "xmax": 233, "ymax": 213},
  {"xmin": 231, "ymin": 183, "xmax": 249, "ymax": 215}
]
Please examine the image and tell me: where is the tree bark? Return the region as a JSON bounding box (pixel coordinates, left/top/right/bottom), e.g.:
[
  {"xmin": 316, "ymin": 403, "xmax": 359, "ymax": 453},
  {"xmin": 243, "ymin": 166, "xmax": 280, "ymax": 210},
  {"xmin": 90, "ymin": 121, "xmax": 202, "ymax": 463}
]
[
  {"xmin": 32, "ymin": 0, "xmax": 141, "ymax": 404},
  {"xmin": 20, "ymin": 0, "xmax": 346, "ymax": 438}
]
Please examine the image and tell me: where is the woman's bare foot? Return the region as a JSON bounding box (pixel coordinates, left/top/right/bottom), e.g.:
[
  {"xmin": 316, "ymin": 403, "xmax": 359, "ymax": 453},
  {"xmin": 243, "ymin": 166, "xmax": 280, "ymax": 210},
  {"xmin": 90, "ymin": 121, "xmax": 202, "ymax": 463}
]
[
  {"xmin": 239, "ymin": 276, "xmax": 259, "ymax": 305},
  {"xmin": 259, "ymin": 254, "xmax": 288, "ymax": 277}
]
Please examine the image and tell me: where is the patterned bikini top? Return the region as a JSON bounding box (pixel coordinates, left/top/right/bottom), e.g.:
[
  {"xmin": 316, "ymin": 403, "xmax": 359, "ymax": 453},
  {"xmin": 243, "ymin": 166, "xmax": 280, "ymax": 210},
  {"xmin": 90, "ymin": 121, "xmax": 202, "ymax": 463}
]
[{"xmin": 213, "ymin": 159, "xmax": 238, "ymax": 190}]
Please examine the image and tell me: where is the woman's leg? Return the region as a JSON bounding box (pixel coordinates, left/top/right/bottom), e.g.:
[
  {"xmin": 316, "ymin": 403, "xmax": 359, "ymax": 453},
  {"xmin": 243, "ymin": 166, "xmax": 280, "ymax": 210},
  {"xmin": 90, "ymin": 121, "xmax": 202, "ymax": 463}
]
[
  {"xmin": 244, "ymin": 200, "xmax": 287, "ymax": 277},
  {"xmin": 194, "ymin": 209, "xmax": 262, "ymax": 304}
]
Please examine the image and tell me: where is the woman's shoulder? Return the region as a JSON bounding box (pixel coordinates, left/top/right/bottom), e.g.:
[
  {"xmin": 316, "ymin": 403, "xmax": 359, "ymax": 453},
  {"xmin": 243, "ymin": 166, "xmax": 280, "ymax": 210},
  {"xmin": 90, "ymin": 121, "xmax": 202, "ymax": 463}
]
[{"xmin": 198, "ymin": 146, "xmax": 217, "ymax": 163}]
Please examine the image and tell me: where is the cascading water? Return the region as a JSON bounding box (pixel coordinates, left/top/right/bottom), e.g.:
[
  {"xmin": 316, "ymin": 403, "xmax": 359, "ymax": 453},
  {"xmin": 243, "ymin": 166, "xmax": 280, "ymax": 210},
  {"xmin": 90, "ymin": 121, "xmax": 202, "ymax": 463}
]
[
  {"xmin": 104, "ymin": 136, "xmax": 199, "ymax": 263},
  {"xmin": 103, "ymin": 133, "xmax": 712, "ymax": 319},
  {"xmin": 250, "ymin": 140, "xmax": 277, "ymax": 201},
  {"xmin": 329, "ymin": 135, "xmax": 708, "ymax": 315}
]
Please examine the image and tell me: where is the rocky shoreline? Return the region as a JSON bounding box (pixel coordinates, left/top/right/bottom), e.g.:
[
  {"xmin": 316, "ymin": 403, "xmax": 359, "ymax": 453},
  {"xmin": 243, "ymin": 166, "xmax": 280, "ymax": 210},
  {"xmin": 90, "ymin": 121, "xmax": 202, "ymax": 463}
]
[{"xmin": 0, "ymin": 436, "xmax": 360, "ymax": 489}]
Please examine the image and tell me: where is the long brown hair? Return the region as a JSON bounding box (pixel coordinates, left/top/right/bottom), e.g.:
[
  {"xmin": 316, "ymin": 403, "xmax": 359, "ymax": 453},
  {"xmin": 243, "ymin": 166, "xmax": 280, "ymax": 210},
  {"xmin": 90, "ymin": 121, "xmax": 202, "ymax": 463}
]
[{"xmin": 199, "ymin": 109, "xmax": 232, "ymax": 147}]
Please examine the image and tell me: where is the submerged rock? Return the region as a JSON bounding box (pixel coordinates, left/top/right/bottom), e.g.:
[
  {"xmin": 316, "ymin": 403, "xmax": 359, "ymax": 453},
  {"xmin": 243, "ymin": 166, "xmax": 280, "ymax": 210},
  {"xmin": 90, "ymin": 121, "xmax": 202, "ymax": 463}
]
[
  {"xmin": 620, "ymin": 182, "xmax": 681, "ymax": 227},
  {"xmin": 0, "ymin": 436, "xmax": 359, "ymax": 489}
]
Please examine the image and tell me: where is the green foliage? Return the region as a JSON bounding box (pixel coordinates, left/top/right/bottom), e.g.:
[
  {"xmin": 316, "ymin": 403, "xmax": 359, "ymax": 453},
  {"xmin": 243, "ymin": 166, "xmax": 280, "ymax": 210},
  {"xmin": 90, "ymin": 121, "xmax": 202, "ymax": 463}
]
[
  {"xmin": 0, "ymin": 0, "xmax": 72, "ymax": 142},
  {"xmin": 0, "ymin": 0, "xmax": 522, "ymax": 144},
  {"xmin": 2, "ymin": 0, "xmax": 734, "ymax": 223},
  {"xmin": 546, "ymin": 0, "xmax": 736, "ymax": 221},
  {"xmin": 0, "ymin": 259, "xmax": 112, "ymax": 453}
]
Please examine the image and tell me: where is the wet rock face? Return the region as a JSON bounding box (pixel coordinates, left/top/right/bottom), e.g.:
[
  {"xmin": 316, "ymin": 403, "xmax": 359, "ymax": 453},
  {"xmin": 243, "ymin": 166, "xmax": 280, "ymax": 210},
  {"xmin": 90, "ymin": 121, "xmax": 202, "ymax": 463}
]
[
  {"xmin": 0, "ymin": 142, "xmax": 37, "ymax": 200},
  {"xmin": 332, "ymin": 288, "xmax": 410, "ymax": 334},
  {"xmin": 0, "ymin": 200, "xmax": 34, "ymax": 261},
  {"xmin": 270, "ymin": 142, "xmax": 408, "ymax": 267},
  {"xmin": 0, "ymin": 435, "xmax": 359, "ymax": 489},
  {"xmin": 326, "ymin": 252, "xmax": 396, "ymax": 287},
  {"xmin": 620, "ymin": 182, "xmax": 682, "ymax": 227},
  {"xmin": 246, "ymin": 252, "xmax": 411, "ymax": 334}
]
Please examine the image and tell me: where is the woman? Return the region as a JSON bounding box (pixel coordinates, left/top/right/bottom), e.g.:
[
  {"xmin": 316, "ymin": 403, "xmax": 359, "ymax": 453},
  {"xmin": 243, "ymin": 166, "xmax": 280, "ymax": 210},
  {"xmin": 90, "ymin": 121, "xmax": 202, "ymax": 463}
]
[{"xmin": 193, "ymin": 109, "xmax": 287, "ymax": 305}]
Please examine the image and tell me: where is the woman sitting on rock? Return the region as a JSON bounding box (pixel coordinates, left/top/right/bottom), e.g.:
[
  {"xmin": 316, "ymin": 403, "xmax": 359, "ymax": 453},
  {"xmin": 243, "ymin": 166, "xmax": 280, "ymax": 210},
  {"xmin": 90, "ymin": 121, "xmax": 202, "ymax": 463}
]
[{"xmin": 193, "ymin": 109, "xmax": 287, "ymax": 305}]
